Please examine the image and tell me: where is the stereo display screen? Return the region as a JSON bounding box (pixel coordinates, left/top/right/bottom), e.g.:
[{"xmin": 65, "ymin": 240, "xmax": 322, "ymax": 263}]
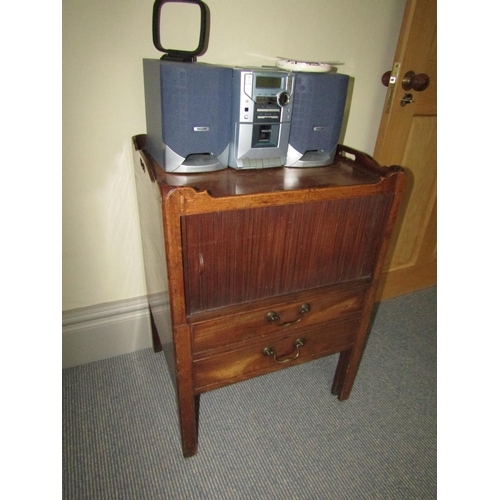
[{"xmin": 255, "ymin": 76, "xmax": 282, "ymax": 89}]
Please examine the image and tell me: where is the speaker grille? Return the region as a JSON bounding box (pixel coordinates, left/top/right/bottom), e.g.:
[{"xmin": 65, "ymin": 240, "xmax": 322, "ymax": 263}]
[
  {"xmin": 289, "ymin": 73, "xmax": 349, "ymax": 154},
  {"xmin": 160, "ymin": 62, "xmax": 232, "ymax": 158}
]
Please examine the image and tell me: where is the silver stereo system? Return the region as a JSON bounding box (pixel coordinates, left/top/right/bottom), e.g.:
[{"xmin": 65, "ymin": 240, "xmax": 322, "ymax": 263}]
[
  {"xmin": 228, "ymin": 68, "xmax": 295, "ymax": 169},
  {"xmin": 143, "ymin": 61, "xmax": 349, "ymax": 172}
]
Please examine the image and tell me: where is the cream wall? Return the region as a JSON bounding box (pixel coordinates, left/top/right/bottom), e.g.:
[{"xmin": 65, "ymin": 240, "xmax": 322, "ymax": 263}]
[{"xmin": 62, "ymin": 0, "xmax": 406, "ymax": 311}]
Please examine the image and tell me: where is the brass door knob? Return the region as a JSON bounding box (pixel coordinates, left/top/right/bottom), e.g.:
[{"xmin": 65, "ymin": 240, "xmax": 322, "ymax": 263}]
[
  {"xmin": 381, "ymin": 70, "xmax": 392, "ymax": 87},
  {"xmin": 381, "ymin": 70, "xmax": 430, "ymax": 92},
  {"xmin": 401, "ymin": 71, "xmax": 430, "ymax": 92}
]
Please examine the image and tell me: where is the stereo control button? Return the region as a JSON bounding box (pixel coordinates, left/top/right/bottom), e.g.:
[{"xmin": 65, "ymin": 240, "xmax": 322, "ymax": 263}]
[{"xmin": 277, "ymin": 91, "xmax": 290, "ymax": 107}]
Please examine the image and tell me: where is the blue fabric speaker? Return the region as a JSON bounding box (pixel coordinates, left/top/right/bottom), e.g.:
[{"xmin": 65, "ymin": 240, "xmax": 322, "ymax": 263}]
[
  {"xmin": 286, "ymin": 72, "xmax": 349, "ymax": 167},
  {"xmin": 143, "ymin": 59, "xmax": 233, "ymax": 172}
]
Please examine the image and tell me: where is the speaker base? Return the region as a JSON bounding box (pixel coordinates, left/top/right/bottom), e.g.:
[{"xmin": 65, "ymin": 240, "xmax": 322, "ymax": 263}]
[
  {"xmin": 180, "ymin": 154, "xmax": 226, "ymax": 172},
  {"xmin": 163, "ymin": 145, "xmax": 228, "ymax": 173},
  {"xmin": 285, "ymin": 147, "xmax": 337, "ymax": 168}
]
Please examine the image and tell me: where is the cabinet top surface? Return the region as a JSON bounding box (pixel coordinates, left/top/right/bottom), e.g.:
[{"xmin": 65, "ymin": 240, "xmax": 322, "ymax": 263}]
[{"xmin": 133, "ymin": 135, "xmax": 401, "ymax": 198}]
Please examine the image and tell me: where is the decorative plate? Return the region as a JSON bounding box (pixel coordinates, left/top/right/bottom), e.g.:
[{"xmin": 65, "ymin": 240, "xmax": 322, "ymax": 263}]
[{"xmin": 276, "ymin": 57, "xmax": 341, "ymax": 73}]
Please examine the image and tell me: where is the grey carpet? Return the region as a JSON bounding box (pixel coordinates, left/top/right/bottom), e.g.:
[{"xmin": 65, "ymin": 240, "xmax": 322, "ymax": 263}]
[{"xmin": 63, "ymin": 286, "xmax": 436, "ymax": 499}]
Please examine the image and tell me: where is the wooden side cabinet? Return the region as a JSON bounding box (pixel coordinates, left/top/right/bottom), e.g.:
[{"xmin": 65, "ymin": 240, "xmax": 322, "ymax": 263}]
[{"xmin": 132, "ymin": 135, "xmax": 406, "ymax": 457}]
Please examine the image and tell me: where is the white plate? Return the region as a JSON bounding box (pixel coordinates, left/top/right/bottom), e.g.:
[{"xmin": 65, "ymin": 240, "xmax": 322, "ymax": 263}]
[{"xmin": 276, "ymin": 57, "xmax": 341, "ymax": 73}]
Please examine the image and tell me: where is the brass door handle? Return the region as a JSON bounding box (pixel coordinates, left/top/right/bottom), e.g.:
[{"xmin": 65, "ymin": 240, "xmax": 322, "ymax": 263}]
[
  {"xmin": 262, "ymin": 338, "xmax": 305, "ymax": 364},
  {"xmin": 382, "ymin": 69, "xmax": 430, "ymax": 92},
  {"xmin": 265, "ymin": 303, "xmax": 311, "ymax": 327},
  {"xmin": 401, "ymin": 71, "xmax": 430, "ymax": 92}
]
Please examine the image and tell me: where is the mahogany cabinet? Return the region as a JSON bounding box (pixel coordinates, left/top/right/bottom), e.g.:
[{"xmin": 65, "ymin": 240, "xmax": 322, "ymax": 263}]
[{"xmin": 132, "ymin": 134, "xmax": 406, "ymax": 457}]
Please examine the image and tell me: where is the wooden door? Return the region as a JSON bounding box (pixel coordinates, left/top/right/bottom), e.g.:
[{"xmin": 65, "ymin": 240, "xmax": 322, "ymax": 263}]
[
  {"xmin": 181, "ymin": 195, "xmax": 393, "ymax": 314},
  {"xmin": 373, "ymin": 0, "xmax": 437, "ymax": 300}
]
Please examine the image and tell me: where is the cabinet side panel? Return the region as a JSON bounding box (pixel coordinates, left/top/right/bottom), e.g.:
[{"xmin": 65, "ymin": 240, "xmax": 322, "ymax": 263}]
[
  {"xmin": 133, "ymin": 149, "xmax": 176, "ymax": 386},
  {"xmin": 182, "ymin": 194, "xmax": 393, "ymax": 314}
]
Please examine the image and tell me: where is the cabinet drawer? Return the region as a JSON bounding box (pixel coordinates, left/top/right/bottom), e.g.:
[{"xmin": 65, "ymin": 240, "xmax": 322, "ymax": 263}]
[
  {"xmin": 191, "ymin": 284, "xmax": 367, "ymax": 354},
  {"xmin": 194, "ymin": 315, "xmax": 360, "ymax": 392}
]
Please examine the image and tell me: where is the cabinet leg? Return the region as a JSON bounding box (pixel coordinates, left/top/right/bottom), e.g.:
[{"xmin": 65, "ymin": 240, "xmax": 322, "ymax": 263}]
[
  {"xmin": 178, "ymin": 394, "xmax": 200, "ymax": 458},
  {"xmin": 149, "ymin": 307, "xmax": 163, "ymax": 353},
  {"xmin": 332, "ymin": 346, "xmax": 366, "ymax": 401},
  {"xmin": 171, "ymin": 323, "xmax": 200, "ymax": 457},
  {"xmin": 331, "ymin": 349, "xmax": 352, "ymax": 399}
]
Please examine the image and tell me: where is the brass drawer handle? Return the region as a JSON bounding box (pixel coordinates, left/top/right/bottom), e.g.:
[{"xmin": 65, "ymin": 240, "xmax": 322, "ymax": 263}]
[
  {"xmin": 265, "ymin": 303, "xmax": 311, "ymax": 327},
  {"xmin": 262, "ymin": 338, "xmax": 305, "ymax": 364}
]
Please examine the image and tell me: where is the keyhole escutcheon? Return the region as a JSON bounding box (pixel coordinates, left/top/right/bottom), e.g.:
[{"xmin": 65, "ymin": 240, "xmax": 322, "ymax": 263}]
[{"xmin": 400, "ymin": 93, "xmax": 414, "ymax": 107}]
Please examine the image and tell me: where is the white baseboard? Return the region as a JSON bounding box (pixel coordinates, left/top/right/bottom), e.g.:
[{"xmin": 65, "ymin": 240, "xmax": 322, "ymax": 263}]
[{"xmin": 62, "ymin": 296, "xmax": 154, "ymax": 369}]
